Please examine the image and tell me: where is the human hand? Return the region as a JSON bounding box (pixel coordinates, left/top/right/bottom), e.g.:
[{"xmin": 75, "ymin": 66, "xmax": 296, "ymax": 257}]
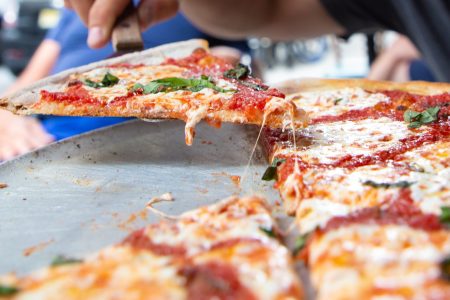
[
  {"xmin": 0, "ymin": 110, "xmax": 54, "ymax": 161},
  {"xmin": 64, "ymin": 0, "xmax": 179, "ymax": 48}
]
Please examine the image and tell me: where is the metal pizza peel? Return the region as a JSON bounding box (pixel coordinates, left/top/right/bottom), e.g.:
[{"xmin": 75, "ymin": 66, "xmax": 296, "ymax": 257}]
[{"xmin": 0, "ymin": 120, "xmax": 278, "ymax": 274}]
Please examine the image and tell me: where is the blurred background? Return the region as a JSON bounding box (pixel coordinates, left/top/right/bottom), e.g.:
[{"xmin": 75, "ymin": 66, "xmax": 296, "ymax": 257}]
[{"xmin": 0, "ymin": 0, "xmax": 402, "ymax": 95}]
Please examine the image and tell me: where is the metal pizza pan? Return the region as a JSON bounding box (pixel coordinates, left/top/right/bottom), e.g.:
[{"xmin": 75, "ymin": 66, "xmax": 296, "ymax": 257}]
[{"xmin": 0, "ymin": 119, "xmax": 279, "ymax": 274}]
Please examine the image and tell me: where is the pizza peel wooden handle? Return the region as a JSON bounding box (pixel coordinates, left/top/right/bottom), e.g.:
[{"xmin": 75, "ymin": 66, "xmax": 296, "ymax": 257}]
[{"xmin": 111, "ymin": 3, "xmax": 144, "ymax": 52}]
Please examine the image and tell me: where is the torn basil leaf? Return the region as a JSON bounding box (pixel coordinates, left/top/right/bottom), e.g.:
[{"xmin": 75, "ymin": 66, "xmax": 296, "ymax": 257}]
[
  {"xmin": 239, "ymin": 81, "xmax": 268, "ymax": 91},
  {"xmin": 131, "ymin": 77, "xmax": 232, "ymax": 94},
  {"xmin": 293, "ymin": 233, "xmax": 310, "ymax": 256},
  {"xmin": 440, "ymin": 255, "xmax": 450, "ymax": 281},
  {"xmin": 404, "ymin": 106, "xmax": 440, "ymax": 129},
  {"xmin": 84, "ymin": 72, "xmax": 119, "ymax": 88},
  {"xmin": 440, "ymin": 206, "xmax": 450, "ymax": 225},
  {"xmin": 333, "ymin": 98, "xmax": 343, "ymax": 105},
  {"xmin": 223, "ymin": 64, "xmax": 268, "ymax": 91},
  {"xmin": 362, "ymin": 180, "xmax": 415, "ymax": 189},
  {"xmin": 262, "ymin": 158, "xmax": 286, "ymax": 181},
  {"xmin": 51, "ymin": 255, "xmax": 83, "ymax": 267},
  {"xmin": 224, "ymin": 63, "xmax": 250, "ymax": 80},
  {"xmin": 0, "ymin": 284, "xmax": 19, "ymax": 296},
  {"xmin": 259, "ymin": 227, "xmax": 276, "ymax": 238}
]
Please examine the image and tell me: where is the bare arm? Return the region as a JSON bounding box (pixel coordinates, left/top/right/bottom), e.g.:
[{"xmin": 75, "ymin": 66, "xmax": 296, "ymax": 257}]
[
  {"xmin": 181, "ymin": 0, "xmax": 345, "ymax": 40},
  {"xmin": 66, "ymin": 0, "xmax": 345, "ymax": 48},
  {"xmin": 0, "ymin": 39, "xmax": 59, "ymax": 160},
  {"xmin": 368, "ymin": 36, "xmax": 420, "ymax": 81},
  {"xmin": 4, "ymin": 39, "xmax": 60, "ymax": 96}
]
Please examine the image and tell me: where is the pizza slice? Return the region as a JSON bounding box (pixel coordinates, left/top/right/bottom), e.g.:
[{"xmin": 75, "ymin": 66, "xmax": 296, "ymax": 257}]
[
  {"xmin": 0, "ymin": 39, "xmax": 307, "ymax": 145},
  {"xmin": 297, "ymin": 201, "xmax": 450, "ymax": 300},
  {"xmin": 263, "ymin": 78, "xmax": 450, "ymax": 161},
  {"xmin": 260, "ymin": 79, "xmax": 450, "ymax": 216},
  {"xmin": 0, "ymin": 196, "xmax": 304, "ymax": 300}
]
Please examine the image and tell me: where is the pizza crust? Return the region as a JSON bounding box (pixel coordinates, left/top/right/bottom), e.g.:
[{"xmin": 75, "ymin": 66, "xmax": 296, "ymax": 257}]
[
  {"xmin": 275, "ymin": 78, "xmax": 450, "ymax": 96},
  {"xmin": 0, "ymin": 39, "xmax": 209, "ymax": 114}
]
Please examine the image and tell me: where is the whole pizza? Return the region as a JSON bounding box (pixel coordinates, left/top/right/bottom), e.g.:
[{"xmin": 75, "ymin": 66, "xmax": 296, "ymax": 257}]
[{"xmin": 0, "ymin": 40, "xmax": 449, "ymax": 300}]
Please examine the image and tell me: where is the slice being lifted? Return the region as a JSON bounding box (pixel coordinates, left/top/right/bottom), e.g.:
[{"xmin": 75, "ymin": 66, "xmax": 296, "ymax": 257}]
[
  {"xmin": 0, "ymin": 196, "xmax": 304, "ymax": 300},
  {"xmin": 0, "ymin": 39, "xmax": 307, "ymax": 145}
]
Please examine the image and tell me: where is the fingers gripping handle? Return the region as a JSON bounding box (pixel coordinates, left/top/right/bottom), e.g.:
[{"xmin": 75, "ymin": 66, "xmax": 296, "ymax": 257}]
[{"xmin": 111, "ymin": 2, "xmax": 144, "ymax": 52}]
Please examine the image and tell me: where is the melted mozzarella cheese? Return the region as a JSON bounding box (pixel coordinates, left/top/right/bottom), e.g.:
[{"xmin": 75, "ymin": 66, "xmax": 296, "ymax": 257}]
[
  {"xmin": 289, "ymin": 88, "xmax": 390, "ymax": 120},
  {"xmin": 12, "ymin": 246, "xmax": 186, "ymax": 300},
  {"xmin": 310, "ymin": 225, "xmax": 450, "ymax": 300},
  {"xmin": 145, "ymin": 198, "xmax": 277, "ymax": 256},
  {"xmin": 276, "ymin": 118, "xmax": 425, "ymax": 164}
]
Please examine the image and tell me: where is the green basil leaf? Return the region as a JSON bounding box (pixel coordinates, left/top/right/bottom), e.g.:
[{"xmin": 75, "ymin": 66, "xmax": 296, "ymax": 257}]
[
  {"xmin": 293, "ymin": 233, "xmax": 310, "ymax": 256},
  {"xmin": 130, "ymin": 83, "xmax": 144, "ymax": 92},
  {"xmin": 224, "ymin": 63, "xmax": 250, "ymax": 80},
  {"xmin": 0, "ymin": 285, "xmax": 19, "ymax": 296},
  {"xmin": 101, "ymin": 72, "xmax": 120, "ymax": 87},
  {"xmin": 84, "ymin": 72, "xmax": 119, "ymax": 88},
  {"xmin": 143, "ymin": 82, "xmax": 164, "ymax": 94},
  {"xmin": 262, "ymin": 158, "xmax": 286, "ymax": 181},
  {"xmin": 404, "ymin": 106, "xmax": 440, "ymax": 129},
  {"xmin": 84, "ymin": 79, "xmax": 100, "ymax": 88},
  {"xmin": 261, "ymin": 166, "xmax": 277, "ymax": 181},
  {"xmin": 408, "ymin": 121, "xmax": 422, "ymax": 129},
  {"xmin": 440, "ymin": 255, "xmax": 450, "ymax": 281},
  {"xmin": 333, "ymin": 98, "xmax": 343, "ymax": 105},
  {"xmin": 362, "ymin": 180, "xmax": 415, "ymax": 189},
  {"xmin": 136, "ymin": 77, "xmax": 233, "ymax": 95},
  {"xmin": 51, "ymin": 255, "xmax": 83, "ymax": 267},
  {"xmin": 259, "ymin": 227, "xmax": 276, "ymax": 238},
  {"xmin": 403, "ymin": 110, "xmax": 421, "ymax": 123},
  {"xmin": 239, "ymin": 81, "xmax": 268, "ymax": 91},
  {"xmin": 440, "ymin": 207, "xmax": 450, "ymax": 225}
]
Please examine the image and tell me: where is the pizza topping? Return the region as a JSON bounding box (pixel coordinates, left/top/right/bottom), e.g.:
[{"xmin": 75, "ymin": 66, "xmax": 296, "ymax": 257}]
[
  {"xmin": 122, "ymin": 228, "xmax": 187, "ymax": 256},
  {"xmin": 50, "ymin": 255, "xmax": 83, "ymax": 267},
  {"xmin": 322, "ymin": 190, "xmax": 443, "ymax": 232},
  {"xmin": 262, "ymin": 158, "xmax": 286, "ymax": 181},
  {"xmin": 276, "ymin": 120, "xmax": 449, "ymax": 175},
  {"xmin": 440, "ymin": 206, "xmax": 450, "ymax": 226},
  {"xmin": 440, "ymin": 255, "xmax": 450, "ymax": 281},
  {"xmin": 223, "ymin": 64, "xmax": 250, "ymax": 80},
  {"xmin": 259, "ymin": 227, "xmax": 276, "ymax": 238},
  {"xmin": 293, "ymin": 233, "xmax": 311, "ymax": 256},
  {"xmin": 362, "ymin": 180, "xmax": 415, "ymax": 189},
  {"xmin": 404, "ymin": 106, "xmax": 440, "ymax": 128},
  {"xmin": 131, "ymin": 76, "xmax": 233, "ymax": 94},
  {"xmin": 165, "ymin": 48, "xmax": 231, "ymax": 77},
  {"xmin": 182, "ymin": 262, "xmax": 257, "ymax": 300},
  {"xmin": 333, "ymin": 98, "xmax": 343, "ymax": 105},
  {"xmin": 0, "ymin": 284, "xmax": 19, "ymax": 296},
  {"xmin": 306, "ymin": 90, "xmax": 449, "ymax": 125},
  {"xmin": 84, "ymin": 72, "xmax": 119, "ymax": 88},
  {"xmin": 40, "ymin": 82, "xmax": 101, "ymax": 106}
]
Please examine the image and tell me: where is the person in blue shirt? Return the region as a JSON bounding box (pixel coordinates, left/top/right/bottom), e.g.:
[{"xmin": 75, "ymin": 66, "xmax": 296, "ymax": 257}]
[{"xmin": 0, "ymin": 8, "xmax": 247, "ymax": 160}]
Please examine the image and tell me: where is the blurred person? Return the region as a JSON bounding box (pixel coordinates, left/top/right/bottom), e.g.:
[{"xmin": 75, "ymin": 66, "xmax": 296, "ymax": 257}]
[
  {"xmin": 368, "ymin": 35, "xmax": 436, "ymax": 82},
  {"xmin": 0, "ymin": 8, "xmax": 247, "ymax": 161},
  {"xmin": 67, "ymin": 0, "xmax": 449, "ymax": 82}
]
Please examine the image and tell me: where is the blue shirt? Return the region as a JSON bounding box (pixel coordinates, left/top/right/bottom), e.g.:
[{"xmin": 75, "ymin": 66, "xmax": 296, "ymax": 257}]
[{"xmin": 41, "ymin": 9, "xmax": 247, "ymax": 140}]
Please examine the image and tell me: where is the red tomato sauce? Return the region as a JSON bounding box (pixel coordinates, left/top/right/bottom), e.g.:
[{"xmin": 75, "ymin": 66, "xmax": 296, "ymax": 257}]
[
  {"xmin": 311, "ymin": 91, "xmax": 450, "ymax": 124},
  {"xmin": 122, "ymin": 228, "xmax": 187, "ymax": 256},
  {"xmin": 276, "ymin": 120, "xmax": 450, "ymax": 183},
  {"xmin": 40, "ymin": 81, "xmax": 102, "ymax": 106},
  {"xmin": 322, "ymin": 189, "xmax": 443, "ymax": 232},
  {"xmin": 166, "ymin": 48, "xmax": 286, "ymax": 114},
  {"xmin": 182, "ymin": 262, "xmax": 257, "ymax": 300},
  {"xmin": 165, "ymin": 48, "xmax": 231, "ymax": 77}
]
